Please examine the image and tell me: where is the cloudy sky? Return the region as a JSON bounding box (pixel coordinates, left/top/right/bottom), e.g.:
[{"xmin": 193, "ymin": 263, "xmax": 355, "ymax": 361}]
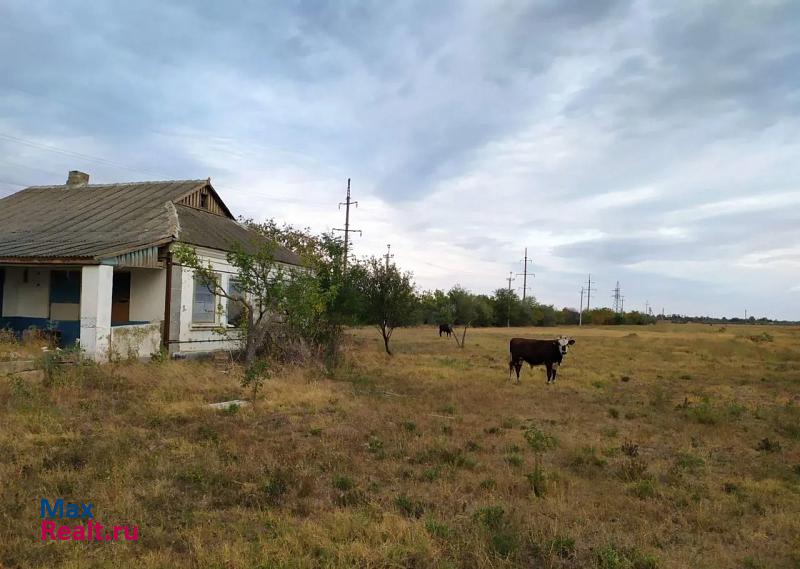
[{"xmin": 1, "ymin": 0, "xmax": 799, "ymax": 319}]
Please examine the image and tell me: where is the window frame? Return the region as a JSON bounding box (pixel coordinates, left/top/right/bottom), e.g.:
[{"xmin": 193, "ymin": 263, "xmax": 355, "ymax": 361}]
[
  {"xmin": 226, "ymin": 278, "xmax": 245, "ymax": 328},
  {"xmin": 191, "ymin": 272, "xmax": 220, "ymax": 325}
]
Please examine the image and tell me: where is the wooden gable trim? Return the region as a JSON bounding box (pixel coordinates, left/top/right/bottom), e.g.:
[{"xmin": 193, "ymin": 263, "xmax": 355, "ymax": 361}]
[{"xmin": 173, "ymin": 181, "xmax": 234, "ymax": 219}]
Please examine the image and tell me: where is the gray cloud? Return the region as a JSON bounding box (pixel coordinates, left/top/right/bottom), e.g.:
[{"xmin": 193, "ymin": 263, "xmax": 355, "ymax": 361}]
[{"xmin": 1, "ymin": 0, "xmax": 799, "ymax": 318}]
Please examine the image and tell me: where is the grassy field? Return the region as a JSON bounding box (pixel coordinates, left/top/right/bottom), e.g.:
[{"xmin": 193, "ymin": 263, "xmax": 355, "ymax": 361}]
[{"xmin": 1, "ymin": 323, "xmax": 799, "ymax": 568}]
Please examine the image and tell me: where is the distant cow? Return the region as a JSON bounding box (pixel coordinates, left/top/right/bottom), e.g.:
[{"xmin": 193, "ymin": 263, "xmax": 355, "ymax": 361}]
[
  {"xmin": 509, "ymin": 336, "xmax": 576, "ymax": 384},
  {"xmin": 439, "ymin": 323, "xmax": 454, "ymax": 337}
]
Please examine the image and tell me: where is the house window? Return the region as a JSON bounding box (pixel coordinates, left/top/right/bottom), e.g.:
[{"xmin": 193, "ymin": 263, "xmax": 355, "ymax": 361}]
[
  {"xmin": 192, "ymin": 274, "xmax": 218, "ymax": 324},
  {"xmin": 227, "ymin": 279, "xmax": 244, "ymax": 327},
  {"xmin": 200, "ymin": 192, "xmax": 209, "ymax": 209}
]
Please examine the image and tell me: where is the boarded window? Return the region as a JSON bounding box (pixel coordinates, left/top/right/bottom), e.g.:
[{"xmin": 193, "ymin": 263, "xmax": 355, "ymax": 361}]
[
  {"xmin": 227, "ymin": 280, "xmax": 244, "ymax": 327},
  {"xmin": 192, "ymin": 274, "xmax": 218, "ymax": 324}
]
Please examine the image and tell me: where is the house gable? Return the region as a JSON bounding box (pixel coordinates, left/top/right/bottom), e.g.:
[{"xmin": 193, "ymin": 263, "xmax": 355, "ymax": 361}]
[{"xmin": 174, "ymin": 182, "xmax": 233, "ymax": 218}]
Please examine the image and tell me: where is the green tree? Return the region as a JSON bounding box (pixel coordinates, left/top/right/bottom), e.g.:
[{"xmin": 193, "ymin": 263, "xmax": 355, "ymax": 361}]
[{"xmin": 358, "ymin": 258, "xmax": 417, "ymax": 355}]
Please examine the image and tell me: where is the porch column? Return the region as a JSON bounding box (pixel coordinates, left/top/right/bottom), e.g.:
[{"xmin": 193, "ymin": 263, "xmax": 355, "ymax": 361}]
[{"xmin": 80, "ymin": 265, "xmax": 113, "ymax": 362}]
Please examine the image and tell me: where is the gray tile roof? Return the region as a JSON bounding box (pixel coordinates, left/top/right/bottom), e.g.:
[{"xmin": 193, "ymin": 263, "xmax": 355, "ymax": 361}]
[{"xmin": 0, "ymin": 179, "xmax": 301, "ymax": 265}]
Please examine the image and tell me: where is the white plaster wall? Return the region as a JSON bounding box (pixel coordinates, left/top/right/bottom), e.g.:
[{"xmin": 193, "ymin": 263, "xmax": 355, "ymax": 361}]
[
  {"xmin": 110, "ymin": 323, "xmax": 162, "ymax": 359},
  {"xmin": 129, "ymin": 268, "xmax": 166, "ymax": 322},
  {"xmin": 171, "ymin": 245, "xmax": 244, "ymax": 355},
  {"xmin": 1, "ymin": 267, "xmax": 50, "ymax": 317}
]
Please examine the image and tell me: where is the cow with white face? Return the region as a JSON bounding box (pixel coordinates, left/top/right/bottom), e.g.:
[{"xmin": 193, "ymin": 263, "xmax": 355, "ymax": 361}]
[
  {"xmin": 509, "ymin": 336, "xmax": 576, "ymax": 384},
  {"xmin": 557, "ymin": 336, "xmax": 575, "ymax": 356}
]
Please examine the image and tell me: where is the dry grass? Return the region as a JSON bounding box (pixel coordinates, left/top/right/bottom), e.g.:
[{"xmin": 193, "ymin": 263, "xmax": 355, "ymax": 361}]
[{"xmin": 1, "ymin": 323, "xmax": 799, "ymax": 568}]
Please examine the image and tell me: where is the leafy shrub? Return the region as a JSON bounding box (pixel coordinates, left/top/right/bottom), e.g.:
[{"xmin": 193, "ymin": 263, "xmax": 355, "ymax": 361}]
[
  {"xmin": 505, "ymin": 453, "xmax": 523, "ymax": 467},
  {"xmin": 421, "ymin": 467, "xmax": 440, "ymax": 482},
  {"xmin": 524, "ymin": 426, "xmax": 557, "ymax": 453},
  {"xmin": 596, "ymin": 544, "xmax": 627, "ymax": 569},
  {"xmin": 526, "ymin": 464, "xmax": 547, "ymax": 497}
]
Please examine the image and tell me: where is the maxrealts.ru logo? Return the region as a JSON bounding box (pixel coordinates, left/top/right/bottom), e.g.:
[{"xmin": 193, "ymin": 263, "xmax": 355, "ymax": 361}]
[{"xmin": 40, "ymin": 498, "xmax": 139, "ymax": 542}]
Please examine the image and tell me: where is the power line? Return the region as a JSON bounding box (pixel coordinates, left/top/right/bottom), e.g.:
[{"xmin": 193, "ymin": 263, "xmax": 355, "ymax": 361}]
[
  {"xmin": 0, "ymin": 132, "xmax": 164, "ymax": 178},
  {"xmin": 332, "ymin": 178, "xmax": 362, "ymax": 274}
]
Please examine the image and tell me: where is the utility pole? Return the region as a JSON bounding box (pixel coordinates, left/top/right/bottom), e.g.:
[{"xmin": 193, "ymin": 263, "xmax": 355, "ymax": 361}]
[
  {"xmin": 516, "ymin": 248, "xmax": 533, "ymax": 301},
  {"xmin": 585, "ymin": 274, "xmax": 595, "ymax": 312},
  {"xmin": 579, "ymin": 286, "xmax": 584, "ymax": 326},
  {"xmin": 506, "ymin": 271, "xmax": 515, "ymax": 327},
  {"xmin": 620, "ymin": 297, "xmax": 624, "ymax": 313},
  {"xmin": 333, "ymin": 178, "xmax": 362, "ymax": 274},
  {"xmin": 384, "ymin": 243, "xmax": 394, "ymax": 269}
]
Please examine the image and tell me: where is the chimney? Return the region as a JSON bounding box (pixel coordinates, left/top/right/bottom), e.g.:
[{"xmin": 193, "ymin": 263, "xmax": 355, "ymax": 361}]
[{"xmin": 66, "ymin": 170, "xmax": 90, "ymax": 187}]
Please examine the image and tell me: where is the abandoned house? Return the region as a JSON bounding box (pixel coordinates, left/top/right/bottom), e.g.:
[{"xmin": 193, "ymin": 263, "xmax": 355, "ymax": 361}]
[{"xmin": 0, "ymin": 171, "xmax": 301, "ymax": 361}]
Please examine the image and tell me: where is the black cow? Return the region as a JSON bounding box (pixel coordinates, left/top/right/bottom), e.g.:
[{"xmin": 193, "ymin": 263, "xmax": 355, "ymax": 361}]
[
  {"xmin": 508, "ymin": 336, "xmax": 576, "ymax": 384},
  {"xmin": 439, "ymin": 323, "xmax": 454, "ymax": 337}
]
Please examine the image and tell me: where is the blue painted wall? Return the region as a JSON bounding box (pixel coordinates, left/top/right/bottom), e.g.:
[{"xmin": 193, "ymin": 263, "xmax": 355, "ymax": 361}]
[
  {"xmin": 0, "ymin": 317, "xmax": 80, "ymax": 346},
  {"xmin": 50, "ymin": 270, "xmax": 81, "ymax": 303}
]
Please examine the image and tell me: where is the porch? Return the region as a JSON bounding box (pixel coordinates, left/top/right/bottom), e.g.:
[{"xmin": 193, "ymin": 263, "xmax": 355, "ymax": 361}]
[{"xmin": 0, "ymin": 264, "xmax": 166, "ymax": 361}]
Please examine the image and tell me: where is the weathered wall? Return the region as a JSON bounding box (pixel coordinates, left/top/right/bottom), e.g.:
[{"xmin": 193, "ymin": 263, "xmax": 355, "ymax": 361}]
[
  {"xmin": 1, "ymin": 267, "xmax": 50, "ymax": 318},
  {"xmin": 110, "ymin": 323, "xmax": 162, "ymax": 360},
  {"xmin": 129, "ymin": 268, "xmax": 166, "ymax": 323}
]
